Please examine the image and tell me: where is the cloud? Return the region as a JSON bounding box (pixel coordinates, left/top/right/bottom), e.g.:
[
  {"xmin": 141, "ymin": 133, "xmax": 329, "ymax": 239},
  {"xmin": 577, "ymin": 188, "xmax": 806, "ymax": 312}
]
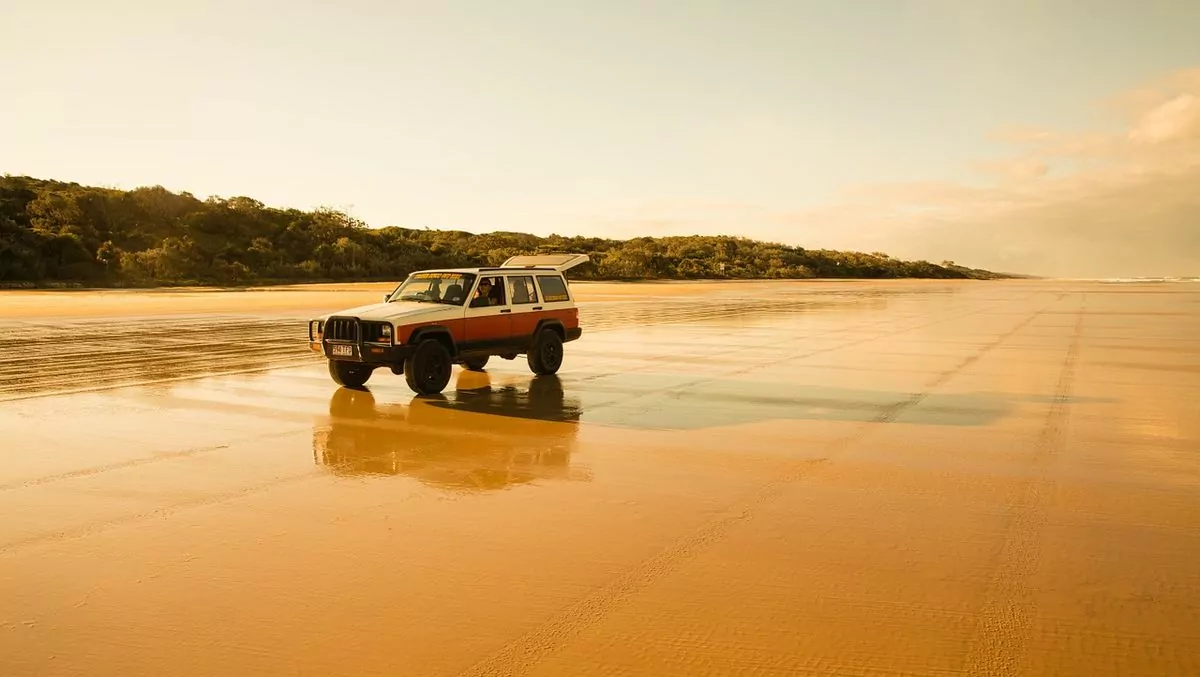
[
  {"xmin": 800, "ymin": 66, "xmax": 1200, "ymax": 276},
  {"xmin": 545, "ymin": 66, "xmax": 1200, "ymax": 277},
  {"xmin": 1129, "ymin": 93, "xmax": 1200, "ymax": 144}
]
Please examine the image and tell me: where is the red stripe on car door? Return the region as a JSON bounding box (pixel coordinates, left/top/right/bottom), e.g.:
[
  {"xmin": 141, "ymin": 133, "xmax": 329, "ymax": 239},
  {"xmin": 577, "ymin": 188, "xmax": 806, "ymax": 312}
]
[{"xmin": 464, "ymin": 314, "xmax": 511, "ymax": 343}]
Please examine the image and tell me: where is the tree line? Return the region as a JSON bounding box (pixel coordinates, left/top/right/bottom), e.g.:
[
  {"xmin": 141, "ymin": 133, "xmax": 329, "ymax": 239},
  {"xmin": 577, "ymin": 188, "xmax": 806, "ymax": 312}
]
[{"xmin": 0, "ymin": 175, "xmax": 1013, "ymax": 286}]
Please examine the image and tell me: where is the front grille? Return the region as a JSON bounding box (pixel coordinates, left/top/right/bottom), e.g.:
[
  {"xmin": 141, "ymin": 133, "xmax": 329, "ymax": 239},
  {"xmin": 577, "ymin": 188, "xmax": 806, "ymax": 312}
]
[
  {"xmin": 325, "ymin": 318, "xmax": 359, "ymax": 342},
  {"xmin": 360, "ymin": 322, "xmax": 390, "ymax": 344}
]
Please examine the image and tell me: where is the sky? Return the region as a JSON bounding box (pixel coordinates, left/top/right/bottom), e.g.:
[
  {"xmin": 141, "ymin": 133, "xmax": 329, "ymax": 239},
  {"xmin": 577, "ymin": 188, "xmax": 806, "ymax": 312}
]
[{"xmin": 2, "ymin": 0, "xmax": 1199, "ymax": 277}]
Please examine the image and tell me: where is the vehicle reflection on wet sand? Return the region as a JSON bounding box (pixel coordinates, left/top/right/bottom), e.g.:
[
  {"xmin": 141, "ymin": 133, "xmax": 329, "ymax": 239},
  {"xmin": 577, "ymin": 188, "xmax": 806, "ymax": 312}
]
[{"xmin": 313, "ymin": 373, "xmax": 586, "ymax": 490}]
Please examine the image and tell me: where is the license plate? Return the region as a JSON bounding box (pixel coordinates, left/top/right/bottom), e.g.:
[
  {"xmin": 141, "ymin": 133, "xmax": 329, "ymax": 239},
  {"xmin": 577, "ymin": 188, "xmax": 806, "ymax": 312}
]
[{"xmin": 331, "ymin": 344, "xmax": 354, "ymax": 357}]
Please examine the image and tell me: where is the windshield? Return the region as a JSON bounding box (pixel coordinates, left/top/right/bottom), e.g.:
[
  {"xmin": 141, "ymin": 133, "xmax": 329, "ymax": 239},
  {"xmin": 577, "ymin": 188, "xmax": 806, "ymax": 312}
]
[{"xmin": 387, "ymin": 272, "xmax": 477, "ymax": 306}]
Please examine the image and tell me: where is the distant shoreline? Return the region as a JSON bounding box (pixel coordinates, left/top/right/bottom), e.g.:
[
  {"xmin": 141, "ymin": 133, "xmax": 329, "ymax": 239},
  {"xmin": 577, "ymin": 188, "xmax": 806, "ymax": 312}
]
[{"xmin": 0, "ymin": 174, "xmax": 1020, "ymax": 288}]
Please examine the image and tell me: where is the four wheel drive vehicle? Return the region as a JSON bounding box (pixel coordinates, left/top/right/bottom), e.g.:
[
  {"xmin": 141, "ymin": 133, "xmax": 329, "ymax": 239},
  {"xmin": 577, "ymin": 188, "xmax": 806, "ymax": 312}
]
[{"xmin": 308, "ymin": 253, "xmax": 588, "ymax": 395}]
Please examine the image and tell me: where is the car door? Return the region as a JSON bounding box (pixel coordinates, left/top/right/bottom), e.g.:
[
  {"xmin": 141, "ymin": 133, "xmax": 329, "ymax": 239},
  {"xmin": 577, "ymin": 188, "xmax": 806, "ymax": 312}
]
[
  {"xmin": 505, "ymin": 274, "xmax": 544, "ymax": 340},
  {"xmin": 463, "ymin": 274, "xmax": 512, "ymax": 349}
]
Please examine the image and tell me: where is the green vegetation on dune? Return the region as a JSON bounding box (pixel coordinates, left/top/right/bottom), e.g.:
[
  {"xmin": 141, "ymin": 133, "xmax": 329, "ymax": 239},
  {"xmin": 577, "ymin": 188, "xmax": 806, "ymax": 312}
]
[{"xmin": 0, "ymin": 175, "xmax": 1015, "ymax": 287}]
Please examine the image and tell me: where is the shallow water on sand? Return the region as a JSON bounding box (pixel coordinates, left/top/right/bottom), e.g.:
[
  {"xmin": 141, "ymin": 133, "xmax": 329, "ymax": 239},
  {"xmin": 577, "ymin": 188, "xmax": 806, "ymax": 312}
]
[{"xmin": 1, "ymin": 280, "xmax": 1198, "ymax": 676}]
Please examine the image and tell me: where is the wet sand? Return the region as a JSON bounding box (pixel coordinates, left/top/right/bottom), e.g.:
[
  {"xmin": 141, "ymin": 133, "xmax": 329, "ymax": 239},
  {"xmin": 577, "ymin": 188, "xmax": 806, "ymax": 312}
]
[{"xmin": 1, "ymin": 280, "xmax": 1198, "ymax": 676}]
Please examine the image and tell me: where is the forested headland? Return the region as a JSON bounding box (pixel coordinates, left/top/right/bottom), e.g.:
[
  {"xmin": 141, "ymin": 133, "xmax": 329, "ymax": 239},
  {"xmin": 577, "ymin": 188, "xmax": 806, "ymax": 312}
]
[{"xmin": 0, "ymin": 175, "xmax": 1016, "ymax": 287}]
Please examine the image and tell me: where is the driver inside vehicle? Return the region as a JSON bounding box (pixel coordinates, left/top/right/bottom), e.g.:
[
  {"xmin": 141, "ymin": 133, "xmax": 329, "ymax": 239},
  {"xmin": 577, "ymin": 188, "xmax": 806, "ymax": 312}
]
[{"xmin": 471, "ymin": 277, "xmax": 503, "ymax": 307}]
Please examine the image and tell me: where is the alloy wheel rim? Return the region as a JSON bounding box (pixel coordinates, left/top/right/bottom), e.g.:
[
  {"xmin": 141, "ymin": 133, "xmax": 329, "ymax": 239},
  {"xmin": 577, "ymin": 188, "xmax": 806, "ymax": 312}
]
[{"xmin": 424, "ymin": 355, "xmax": 447, "ymax": 385}]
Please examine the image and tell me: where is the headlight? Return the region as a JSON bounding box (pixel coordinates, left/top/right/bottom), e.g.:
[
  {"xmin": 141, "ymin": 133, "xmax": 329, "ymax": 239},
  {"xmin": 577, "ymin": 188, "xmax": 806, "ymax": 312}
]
[
  {"xmin": 381, "ymin": 325, "xmax": 393, "ymax": 341},
  {"xmin": 310, "ymin": 320, "xmax": 323, "ymax": 339}
]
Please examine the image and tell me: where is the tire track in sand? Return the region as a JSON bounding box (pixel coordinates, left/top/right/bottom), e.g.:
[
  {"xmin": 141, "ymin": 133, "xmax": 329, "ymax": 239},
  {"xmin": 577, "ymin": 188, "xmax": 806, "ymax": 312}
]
[
  {"xmin": 0, "ymin": 425, "xmax": 462, "ymax": 556},
  {"xmin": 960, "ymin": 296, "xmax": 1085, "ymax": 676},
  {"xmin": 574, "ymin": 294, "xmax": 1028, "ymax": 429},
  {"xmin": 455, "ymin": 304, "xmax": 1056, "ymax": 677},
  {"xmin": 0, "ymin": 428, "xmax": 308, "ymax": 493}
]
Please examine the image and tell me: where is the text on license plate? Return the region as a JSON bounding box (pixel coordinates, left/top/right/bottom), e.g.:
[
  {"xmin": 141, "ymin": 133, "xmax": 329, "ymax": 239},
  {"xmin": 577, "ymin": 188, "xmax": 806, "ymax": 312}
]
[{"xmin": 331, "ymin": 344, "xmax": 354, "ymax": 356}]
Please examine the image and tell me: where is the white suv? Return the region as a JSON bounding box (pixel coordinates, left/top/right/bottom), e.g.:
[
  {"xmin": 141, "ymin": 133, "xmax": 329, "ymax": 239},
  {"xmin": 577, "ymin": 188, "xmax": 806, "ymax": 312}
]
[{"xmin": 308, "ymin": 254, "xmax": 587, "ymax": 395}]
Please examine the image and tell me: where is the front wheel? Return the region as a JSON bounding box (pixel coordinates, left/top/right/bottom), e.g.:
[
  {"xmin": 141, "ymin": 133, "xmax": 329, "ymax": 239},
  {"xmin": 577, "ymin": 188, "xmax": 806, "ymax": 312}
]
[
  {"xmin": 405, "ymin": 339, "xmax": 453, "ymax": 395},
  {"xmin": 527, "ymin": 328, "xmax": 564, "ymax": 375},
  {"xmin": 329, "ymin": 360, "xmax": 373, "ymax": 388}
]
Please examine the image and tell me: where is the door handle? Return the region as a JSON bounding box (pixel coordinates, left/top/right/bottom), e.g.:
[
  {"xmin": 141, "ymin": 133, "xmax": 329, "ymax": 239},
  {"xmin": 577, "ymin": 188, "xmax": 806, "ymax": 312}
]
[
  {"xmin": 500, "ymin": 309, "xmax": 511, "ymax": 314},
  {"xmin": 531, "ymin": 306, "xmax": 542, "ymax": 311}
]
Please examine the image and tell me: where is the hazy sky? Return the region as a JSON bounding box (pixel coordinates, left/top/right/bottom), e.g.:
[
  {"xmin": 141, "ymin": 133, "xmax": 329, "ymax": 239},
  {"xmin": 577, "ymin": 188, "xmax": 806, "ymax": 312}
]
[{"xmin": 3, "ymin": 1, "xmax": 1199, "ymax": 276}]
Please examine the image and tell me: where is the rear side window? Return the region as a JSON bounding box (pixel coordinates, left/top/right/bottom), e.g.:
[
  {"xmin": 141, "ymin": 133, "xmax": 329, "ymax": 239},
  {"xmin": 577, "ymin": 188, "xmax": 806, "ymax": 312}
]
[
  {"xmin": 537, "ymin": 275, "xmax": 570, "ymax": 302},
  {"xmin": 508, "ymin": 275, "xmax": 538, "ymax": 304}
]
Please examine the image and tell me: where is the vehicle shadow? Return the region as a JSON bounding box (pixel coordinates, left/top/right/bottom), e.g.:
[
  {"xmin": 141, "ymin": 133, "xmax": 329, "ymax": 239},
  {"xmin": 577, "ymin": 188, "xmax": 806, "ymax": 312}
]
[{"xmin": 313, "ymin": 372, "xmax": 586, "ymax": 491}]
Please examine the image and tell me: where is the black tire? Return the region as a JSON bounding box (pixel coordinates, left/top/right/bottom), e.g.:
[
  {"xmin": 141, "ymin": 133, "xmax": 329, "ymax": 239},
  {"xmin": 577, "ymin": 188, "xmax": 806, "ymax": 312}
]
[
  {"xmin": 527, "ymin": 327, "xmax": 564, "ymax": 375},
  {"xmin": 404, "ymin": 338, "xmax": 453, "ymax": 395},
  {"xmin": 329, "ymin": 360, "xmax": 373, "ymax": 388},
  {"xmin": 462, "ymin": 355, "xmax": 489, "ymax": 371}
]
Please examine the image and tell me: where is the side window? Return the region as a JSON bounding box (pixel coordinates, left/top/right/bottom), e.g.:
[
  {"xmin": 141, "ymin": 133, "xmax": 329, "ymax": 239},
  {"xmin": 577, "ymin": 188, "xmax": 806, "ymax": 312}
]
[
  {"xmin": 508, "ymin": 276, "xmax": 538, "ymax": 305},
  {"xmin": 537, "ymin": 275, "xmax": 570, "ymax": 303},
  {"xmin": 469, "ymin": 275, "xmax": 507, "ymax": 308}
]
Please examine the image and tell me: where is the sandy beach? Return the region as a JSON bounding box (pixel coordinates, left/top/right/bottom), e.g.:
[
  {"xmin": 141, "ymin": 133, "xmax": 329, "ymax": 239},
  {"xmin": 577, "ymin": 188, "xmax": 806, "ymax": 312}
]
[{"xmin": 1, "ymin": 279, "xmax": 1197, "ymax": 676}]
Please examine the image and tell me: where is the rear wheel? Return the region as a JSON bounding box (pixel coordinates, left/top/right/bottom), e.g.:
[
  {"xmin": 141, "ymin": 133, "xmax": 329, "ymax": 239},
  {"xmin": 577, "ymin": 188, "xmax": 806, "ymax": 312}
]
[
  {"xmin": 328, "ymin": 360, "xmax": 373, "ymax": 388},
  {"xmin": 527, "ymin": 328, "xmax": 564, "ymax": 375},
  {"xmin": 405, "ymin": 339, "xmax": 453, "ymax": 395},
  {"xmin": 462, "ymin": 355, "xmax": 489, "ymax": 371}
]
